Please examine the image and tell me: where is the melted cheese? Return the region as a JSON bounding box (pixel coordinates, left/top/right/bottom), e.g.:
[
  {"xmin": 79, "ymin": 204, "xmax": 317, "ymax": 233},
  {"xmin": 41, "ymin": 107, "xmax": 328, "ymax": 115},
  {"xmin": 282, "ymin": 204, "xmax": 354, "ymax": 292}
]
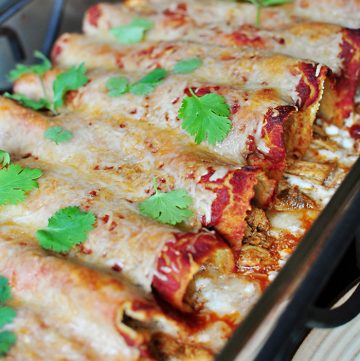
[
  {"xmin": 0, "ymin": 240, "xmax": 143, "ymax": 361},
  {"xmin": 294, "ymin": 0, "xmax": 360, "ymax": 29},
  {"xmin": 193, "ymin": 275, "xmax": 261, "ymax": 317},
  {"xmin": 5, "ymin": 308, "xmax": 95, "ymax": 361},
  {"xmin": 82, "ymin": 3, "xmax": 346, "ymax": 74},
  {"xmin": 1, "ymin": 1, "xmax": 359, "ymax": 359},
  {"xmin": 268, "ymin": 211, "xmax": 306, "ymax": 237},
  {"xmin": 53, "ymin": 34, "xmax": 322, "ymax": 109},
  {"xmin": 14, "ymin": 69, "xmax": 304, "ymax": 168}
]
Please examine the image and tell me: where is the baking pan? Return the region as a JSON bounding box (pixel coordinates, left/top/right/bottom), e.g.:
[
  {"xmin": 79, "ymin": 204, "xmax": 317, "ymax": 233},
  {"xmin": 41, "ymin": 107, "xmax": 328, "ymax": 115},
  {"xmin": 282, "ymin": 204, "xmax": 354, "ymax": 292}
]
[
  {"xmin": 1, "ymin": 1, "xmax": 359, "ymax": 360},
  {"xmin": 219, "ymin": 157, "xmax": 360, "ymax": 361}
]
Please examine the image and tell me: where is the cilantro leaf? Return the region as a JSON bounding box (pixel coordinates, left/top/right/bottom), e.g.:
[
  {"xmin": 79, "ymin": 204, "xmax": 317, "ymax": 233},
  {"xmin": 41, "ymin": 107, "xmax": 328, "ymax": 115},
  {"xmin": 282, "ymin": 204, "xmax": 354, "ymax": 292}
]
[
  {"xmin": 173, "ymin": 58, "xmax": 203, "ymax": 74},
  {"xmin": 0, "ymin": 277, "xmax": 11, "ymax": 304},
  {"xmin": 3, "ymin": 92, "xmax": 51, "ymax": 111},
  {"xmin": 244, "ymin": 0, "xmax": 293, "ymax": 25},
  {"xmin": 134, "ymin": 68, "xmax": 167, "ymax": 84},
  {"xmin": 129, "ymin": 68, "xmax": 167, "ymax": 95},
  {"xmin": 129, "ymin": 83, "xmax": 155, "ymax": 95},
  {"xmin": 53, "ymin": 64, "xmax": 88, "ymax": 110},
  {"xmin": 0, "ymin": 331, "xmax": 16, "ymax": 357},
  {"xmin": 0, "ymin": 277, "xmax": 16, "ymax": 356},
  {"xmin": 110, "ymin": 18, "xmax": 154, "ymax": 44},
  {"xmin": 8, "ymin": 50, "xmax": 52, "ymax": 81},
  {"xmin": 36, "ymin": 206, "xmax": 96, "ymax": 253},
  {"xmin": 0, "ymin": 151, "xmax": 10, "ymax": 167},
  {"xmin": 44, "ymin": 126, "xmax": 73, "ymax": 144},
  {"xmin": 105, "ymin": 76, "xmax": 129, "ymax": 97},
  {"xmin": 0, "ymin": 307, "xmax": 16, "ymax": 328},
  {"xmin": 139, "ymin": 178, "xmax": 193, "ymax": 225},
  {"xmin": 0, "ymin": 165, "xmax": 42, "ymax": 206},
  {"xmin": 179, "ymin": 89, "xmax": 232, "ymax": 145}
]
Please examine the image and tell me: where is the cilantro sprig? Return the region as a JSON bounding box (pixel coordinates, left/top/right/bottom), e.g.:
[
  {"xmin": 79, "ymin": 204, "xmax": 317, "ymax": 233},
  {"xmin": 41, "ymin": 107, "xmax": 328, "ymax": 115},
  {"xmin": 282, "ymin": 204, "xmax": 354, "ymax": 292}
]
[
  {"xmin": 0, "ymin": 164, "xmax": 42, "ymax": 206},
  {"xmin": 179, "ymin": 89, "xmax": 232, "ymax": 145},
  {"xmin": 0, "ymin": 332, "xmax": 16, "ymax": 357},
  {"xmin": 173, "ymin": 58, "xmax": 203, "ymax": 74},
  {"xmin": 139, "ymin": 178, "xmax": 193, "ymax": 225},
  {"xmin": 110, "ymin": 18, "xmax": 154, "ymax": 44},
  {"xmin": 3, "ymin": 93, "xmax": 51, "ymax": 111},
  {"xmin": 0, "ymin": 307, "xmax": 16, "ymax": 329},
  {"xmin": 53, "ymin": 64, "xmax": 88, "ymax": 109},
  {"xmin": 0, "ymin": 151, "xmax": 10, "ymax": 167},
  {"xmin": 36, "ymin": 206, "xmax": 96, "ymax": 253},
  {"xmin": 44, "ymin": 126, "xmax": 73, "ymax": 144},
  {"xmin": 243, "ymin": 0, "xmax": 293, "ymax": 26},
  {"xmin": 130, "ymin": 68, "xmax": 167, "ymax": 95},
  {"xmin": 106, "ymin": 68, "xmax": 167, "ymax": 97},
  {"xmin": 0, "ymin": 276, "xmax": 16, "ymax": 357},
  {"xmin": 0, "ymin": 278, "xmax": 11, "ymax": 304},
  {"xmin": 7, "ymin": 51, "xmax": 51, "ymax": 82},
  {"xmin": 6, "ymin": 63, "xmax": 88, "ymax": 113},
  {"xmin": 105, "ymin": 76, "xmax": 129, "ymax": 96}
]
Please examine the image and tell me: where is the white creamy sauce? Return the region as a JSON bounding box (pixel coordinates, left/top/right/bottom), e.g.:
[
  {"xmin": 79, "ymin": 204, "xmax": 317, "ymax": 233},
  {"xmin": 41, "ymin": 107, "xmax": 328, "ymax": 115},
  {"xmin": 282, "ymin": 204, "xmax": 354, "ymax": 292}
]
[
  {"xmin": 317, "ymin": 149, "xmax": 357, "ymax": 168},
  {"xmin": 193, "ymin": 275, "xmax": 261, "ymax": 316},
  {"xmin": 257, "ymin": 139, "xmax": 271, "ymax": 154},
  {"xmin": 325, "ymin": 124, "xmax": 355, "ymax": 150},
  {"xmin": 315, "ymin": 64, "xmax": 322, "ymax": 77},
  {"xmin": 193, "ymin": 187, "xmax": 217, "ymax": 225},
  {"xmin": 153, "ymin": 270, "xmax": 168, "ymax": 282},
  {"xmin": 268, "ymin": 271, "xmax": 278, "ymax": 282},
  {"xmin": 286, "ymin": 175, "xmax": 334, "ymax": 206},
  {"xmin": 268, "ymin": 211, "xmax": 305, "ymax": 237},
  {"xmin": 209, "ymin": 167, "xmax": 229, "ymax": 182},
  {"xmin": 325, "ymin": 124, "xmax": 339, "ymax": 136}
]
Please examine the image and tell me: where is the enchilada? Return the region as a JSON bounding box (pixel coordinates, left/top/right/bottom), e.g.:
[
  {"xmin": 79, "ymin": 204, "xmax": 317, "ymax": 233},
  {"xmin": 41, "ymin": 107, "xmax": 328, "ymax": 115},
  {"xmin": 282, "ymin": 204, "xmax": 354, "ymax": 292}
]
[{"xmin": 82, "ymin": 1, "xmax": 359, "ymax": 125}]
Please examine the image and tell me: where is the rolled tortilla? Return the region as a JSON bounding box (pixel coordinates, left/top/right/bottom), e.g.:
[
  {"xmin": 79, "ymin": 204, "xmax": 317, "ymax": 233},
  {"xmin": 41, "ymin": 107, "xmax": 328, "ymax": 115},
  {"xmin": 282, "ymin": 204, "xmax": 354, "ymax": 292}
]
[
  {"xmin": 3, "ymin": 306, "xmax": 103, "ymax": 361},
  {"xmin": 294, "ymin": 0, "xmax": 360, "ymax": 29},
  {"xmin": 0, "ymin": 157, "xmax": 234, "ymax": 311},
  {"xmin": 0, "ymin": 96, "xmax": 264, "ymax": 249},
  {"xmin": 120, "ymin": 0, "xmax": 360, "ymax": 29},
  {"xmin": 0, "ymin": 239, "xmax": 158, "ymax": 360},
  {"xmin": 82, "ymin": 2, "xmax": 359, "ymax": 125},
  {"xmin": 13, "ymin": 68, "xmax": 302, "ymax": 177},
  {"xmin": 51, "ymin": 34, "xmax": 327, "ymax": 128}
]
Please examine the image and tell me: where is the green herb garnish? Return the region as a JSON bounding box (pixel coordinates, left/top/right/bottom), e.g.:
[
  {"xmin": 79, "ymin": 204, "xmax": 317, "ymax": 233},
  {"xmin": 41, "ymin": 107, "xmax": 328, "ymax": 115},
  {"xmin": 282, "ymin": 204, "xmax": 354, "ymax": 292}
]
[
  {"xmin": 139, "ymin": 178, "xmax": 193, "ymax": 225},
  {"xmin": 0, "ymin": 278, "xmax": 11, "ymax": 304},
  {"xmin": 36, "ymin": 206, "xmax": 96, "ymax": 253},
  {"xmin": 53, "ymin": 64, "xmax": 88, "ymax": 110},
  {"xmin": 179, "ymin": 89, "xmax": 232, "ymax": 145},
  {"xmin": 105, "ymin": 76, "xmax": 129, "ymax": 97},
  {"xmin": 0, "ymin": 151, "xmax": 10, "ymax": 167},
  {"xmin": 0, "ymin": 165, "xmax": 42, "ymax": 206},
  {"xmin": 8, "ymin": 51, "xmax": 52, "ymax": 81},
  {"xmin": 110, "ymin": 18, "xmax": 154, "ymax": 44},
  {"xmin": 0, "ymin": 276, "xmax": 16, "ymax": 357},
  {"xmin": 173, "ymin": 58, "xmax": 203, "ymax": 74},
  {"xmin": 244, "ymin": 0, "xmax": 293, "ymax": 26},
  {"xmin": 44, "ymin": 126, "xmax": 73, "ymax": 145},
  {"xmin": 0, "ymin": 307, "xmax": 16, "ymax": 329},
  {"xmin": 0, "ymin": 332, "xmax": 16, "ymax": 357},
  {"xmin": 3, "ymin": 93, "xmax": 51, "ymax": 111},
  {"xmin": 130, "ymin": 68, "xmax": 167, "ymax": 95}
]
